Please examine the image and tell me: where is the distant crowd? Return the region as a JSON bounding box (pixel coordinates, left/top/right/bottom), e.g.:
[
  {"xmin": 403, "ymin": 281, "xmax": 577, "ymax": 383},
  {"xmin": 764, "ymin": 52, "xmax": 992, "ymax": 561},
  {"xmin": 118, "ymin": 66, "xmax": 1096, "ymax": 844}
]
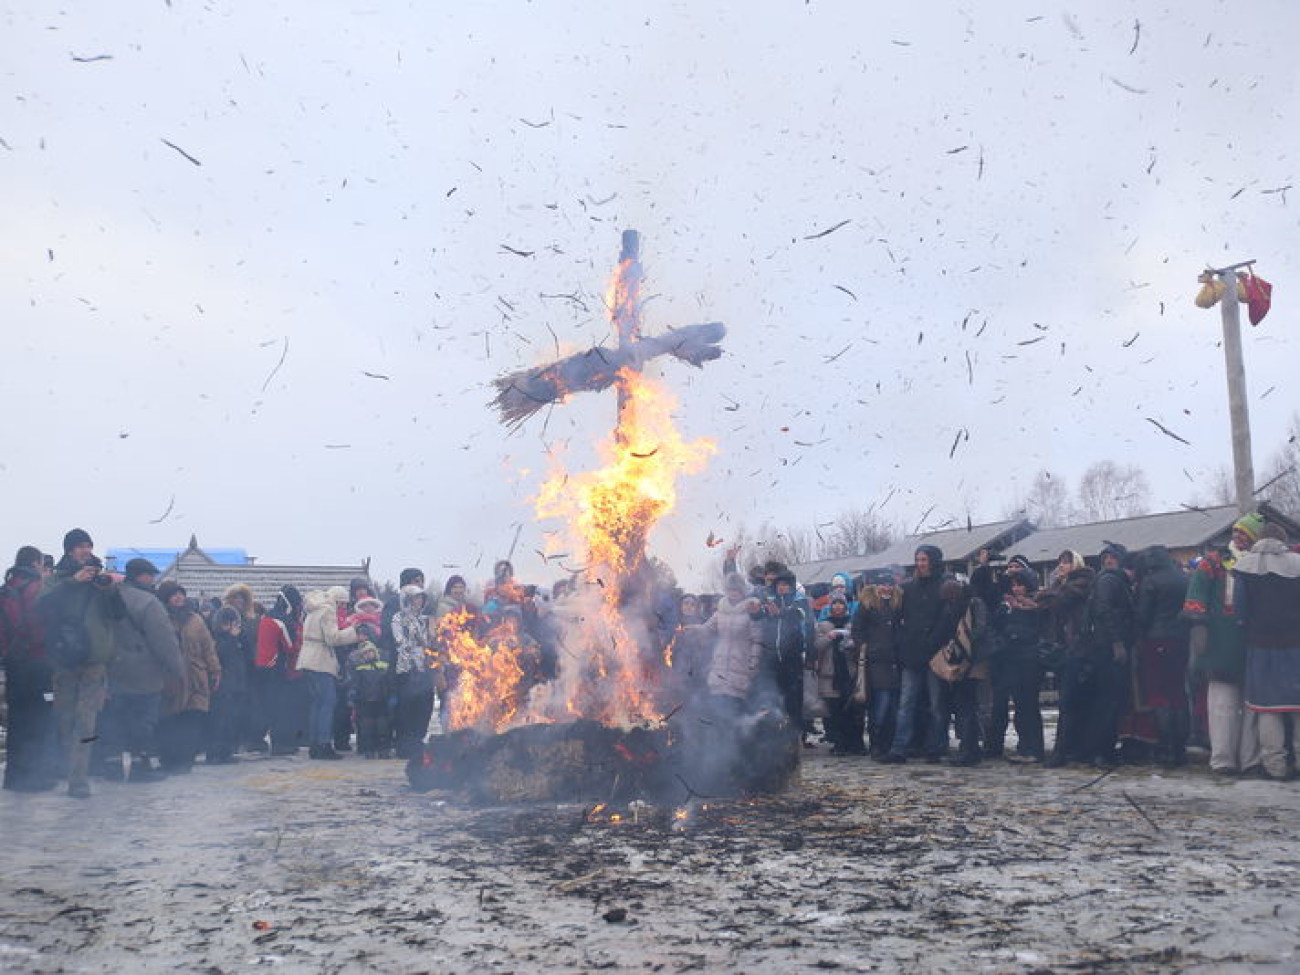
[
  {"xmin": 710, "ymin": 511, "xmax": 1300, "ymax": 781},
  {"xmin": 2, "ymin": 513, "xmax": 1299, "ymax": 799}
]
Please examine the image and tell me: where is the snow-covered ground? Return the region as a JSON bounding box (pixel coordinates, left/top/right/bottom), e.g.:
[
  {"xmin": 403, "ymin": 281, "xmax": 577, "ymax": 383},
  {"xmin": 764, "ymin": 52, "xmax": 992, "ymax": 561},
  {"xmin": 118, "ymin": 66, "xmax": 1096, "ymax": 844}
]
[{"xmin": 2, "ymin": 746, "xmax": 1297, "ymax": 974}]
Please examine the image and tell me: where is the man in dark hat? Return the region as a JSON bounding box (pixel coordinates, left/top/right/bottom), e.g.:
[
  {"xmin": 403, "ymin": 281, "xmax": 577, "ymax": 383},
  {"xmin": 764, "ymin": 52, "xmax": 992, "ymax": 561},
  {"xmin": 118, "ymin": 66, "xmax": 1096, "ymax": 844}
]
[
  {"xmin": 1, "ymin": 545, "xmax": 58, "ymax": 791},
  {"xmin": 38, "ymin": 528, "xmax": 126, "ymax": 798},
  {"xmin": 98, "ymin": 558, "xmax": 185, "ymax": 783}
]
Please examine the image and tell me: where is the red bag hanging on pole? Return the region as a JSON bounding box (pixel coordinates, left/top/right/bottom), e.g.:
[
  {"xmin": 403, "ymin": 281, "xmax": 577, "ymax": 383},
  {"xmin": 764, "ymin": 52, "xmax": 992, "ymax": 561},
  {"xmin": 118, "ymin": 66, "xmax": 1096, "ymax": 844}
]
[{"xmin": 1241, "ymin": 269, "xmax": 1273, "ymax": 326}]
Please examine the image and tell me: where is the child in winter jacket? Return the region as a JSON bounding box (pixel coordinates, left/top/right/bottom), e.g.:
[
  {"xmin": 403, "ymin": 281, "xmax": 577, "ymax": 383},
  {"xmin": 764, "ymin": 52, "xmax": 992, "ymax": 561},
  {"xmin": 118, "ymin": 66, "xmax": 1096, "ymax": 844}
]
[
  {"xmin": 207, "ymin": 607, "xmax": 247, "ymax": 764},
  {"xmin": 348, "ymin": 623, "xmax": 392, "ymax": 758}
]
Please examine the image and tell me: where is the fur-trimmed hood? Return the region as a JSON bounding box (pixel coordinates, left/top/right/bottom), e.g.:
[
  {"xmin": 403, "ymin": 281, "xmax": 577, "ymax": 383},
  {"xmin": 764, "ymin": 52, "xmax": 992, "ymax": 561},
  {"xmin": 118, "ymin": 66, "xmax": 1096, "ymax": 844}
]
[{"xmin": 223, "ymin": 583, "xmax": 257, "ymax": 619}]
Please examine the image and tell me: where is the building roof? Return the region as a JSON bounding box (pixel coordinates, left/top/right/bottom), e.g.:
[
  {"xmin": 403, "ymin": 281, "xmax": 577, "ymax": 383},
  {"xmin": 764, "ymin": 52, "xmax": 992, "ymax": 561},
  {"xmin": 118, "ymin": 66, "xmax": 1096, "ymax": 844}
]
[
  {"xmin": 105, "ymin": 544, "xmax": 249, "ymax": 575},
  {"xmin": 109, "ymin": 536, "xmax": 367, "ymax": 607},
  {"xmin": 792, "ymin": 518, "xmax": 1034, "ymax": 584},
  {"xmin": 165, "ymin": 562, "xmax": 368, "ymax": 607},
  {"xmin": 1006, "ymin": 501, "xmax": 1300, "ymax": 566}
]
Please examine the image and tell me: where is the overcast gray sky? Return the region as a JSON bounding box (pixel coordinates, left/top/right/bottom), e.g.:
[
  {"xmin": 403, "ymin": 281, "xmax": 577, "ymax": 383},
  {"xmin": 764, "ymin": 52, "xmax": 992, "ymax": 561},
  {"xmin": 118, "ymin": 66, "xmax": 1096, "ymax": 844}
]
[{"xmin": 3, "ymin": 1, "xmax": 1297, "ymax": 589}]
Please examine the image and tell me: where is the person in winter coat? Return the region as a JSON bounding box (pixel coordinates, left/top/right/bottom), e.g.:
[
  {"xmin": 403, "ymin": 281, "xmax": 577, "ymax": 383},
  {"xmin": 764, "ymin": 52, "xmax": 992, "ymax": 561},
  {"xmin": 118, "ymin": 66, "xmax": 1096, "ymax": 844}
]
[
  {"xmin": 679, "ymin": 574, "xmax": 763, "ymax": 791},
  {"xmin": 756, "ymin": 570, "xmax": 813, "ymax": 743},
  {"xmin": 256, "ymin": 585, "xmax": 305, "ymax": 755},
  {"xmin": 851, "ymin": 570, "xmax": 903, "ymax": 759},
  {"xmin": 220, "ymin": 583, "xmax": 263, "ymax": 754},
  {"xmin": 330, "ymin": 577, "xmax": 373, "ymax": 752},
  {"xmin": 156, "ymin": 581, "xmax": 221, "ymax": 773},
  {"xmin": 38, "ymin": 529, "xmax": 126, "ymax": 798},
  {"xmin": 881, "ymin": 545, "xmax": 955, "ymax": 764},
  {"xmin": 347, "ymin": 622, "xmax": 392, "ymax": 758},
  {"xmin": 926, "ymin": 579, "xmax": 989, "ymax": 766},
  {"xmin": 381, "ymin": 568, "xmax": 425, "ymax": 656},
  {"xmin": 989, "ymin": 569, "xmax": 1045, "ymax": 761},
  {"xmin": 665, "ymin": 593, "xmax": 711, "ymax": 713},
  {"xmin": 816, "ymin": 573, "xmax": 858, "ymax": 621},
  {"xmin": 1233, "ymin": 524, "xmax": 1300, "ymax": 780},
  {"xmin": 815, "ymin": 594, "xmax": 865, "ymax": 754},
  {"xmin": 1, "ymin": 546, "xmax": 58, "ymax": 792},
  {"xmin": 1184, "ymin": 536, "xmax": 1259, "ymax": 775},
  {"xmin": 99, "ymin": 557, "xmax": 185, "ymax": 783},
  {"xmin": 206, "ymin": 607, "xmax": 247, "ymax": 764},
  {"xmin": 1037, "ymin": 551, "xmax": 1096, "ymax": 766},
  {"xmin": 687, "ymin": 574, "xmax": 763, "ymax": 706},
  {"xmin": 297, "ymin": 587, "xmax": 357, "ymax": 760},
  {"xmin": 1121, "ymin": 545, "xmax": 1191, "ymax": 765},
  {"xmin": 392, "ymin": 584, "xmax": 435, "ymax": 758},
  {"xmin": 1065, "ymin": 543, "xmax": 1135, "ymax": 769}
]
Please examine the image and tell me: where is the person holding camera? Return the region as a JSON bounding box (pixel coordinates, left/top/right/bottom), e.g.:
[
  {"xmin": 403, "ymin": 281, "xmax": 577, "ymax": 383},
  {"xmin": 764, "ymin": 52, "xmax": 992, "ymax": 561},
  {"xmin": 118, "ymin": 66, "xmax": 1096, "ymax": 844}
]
[{"xmin": 37, "ymin": 528, "xmax": 126, "ymax": 798}]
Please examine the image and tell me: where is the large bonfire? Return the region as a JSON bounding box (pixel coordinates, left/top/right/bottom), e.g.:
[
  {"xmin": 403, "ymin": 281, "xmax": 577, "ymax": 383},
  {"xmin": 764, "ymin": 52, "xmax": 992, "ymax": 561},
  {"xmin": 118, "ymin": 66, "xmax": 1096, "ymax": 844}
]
[{"xmin": 442, "ymin": 235, "xmax": 717, "ymax": 734}]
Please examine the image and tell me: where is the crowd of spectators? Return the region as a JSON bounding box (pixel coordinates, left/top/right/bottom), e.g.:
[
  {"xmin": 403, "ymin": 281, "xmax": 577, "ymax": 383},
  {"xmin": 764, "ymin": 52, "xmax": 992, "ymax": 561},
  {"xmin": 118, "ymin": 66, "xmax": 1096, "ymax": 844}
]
[{"xmin": 3, "ymin": 512, "xmax": 1299, "ymax": 799}]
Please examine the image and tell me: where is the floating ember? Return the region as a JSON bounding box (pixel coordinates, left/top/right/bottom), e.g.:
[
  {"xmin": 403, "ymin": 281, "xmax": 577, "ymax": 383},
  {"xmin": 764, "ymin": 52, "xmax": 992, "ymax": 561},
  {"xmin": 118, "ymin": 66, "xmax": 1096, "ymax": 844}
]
[{"xmin": 411, "ymin": 231, "xmax": 797, "ymax": 802}]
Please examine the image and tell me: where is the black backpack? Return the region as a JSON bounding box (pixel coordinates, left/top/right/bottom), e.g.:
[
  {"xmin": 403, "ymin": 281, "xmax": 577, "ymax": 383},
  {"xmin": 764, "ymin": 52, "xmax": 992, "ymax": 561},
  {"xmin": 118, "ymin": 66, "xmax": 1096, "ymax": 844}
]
[{"xmin": 43, "ymin": 585, "xmax": 95, "ymax": 669}]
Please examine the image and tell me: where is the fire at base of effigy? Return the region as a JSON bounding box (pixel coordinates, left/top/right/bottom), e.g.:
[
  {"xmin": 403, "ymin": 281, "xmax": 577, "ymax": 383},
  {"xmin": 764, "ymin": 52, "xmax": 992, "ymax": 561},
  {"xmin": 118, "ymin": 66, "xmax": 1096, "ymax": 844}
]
[{"xmin": 407, "ymin": 231, "xmax": 799, "ymax": 803}]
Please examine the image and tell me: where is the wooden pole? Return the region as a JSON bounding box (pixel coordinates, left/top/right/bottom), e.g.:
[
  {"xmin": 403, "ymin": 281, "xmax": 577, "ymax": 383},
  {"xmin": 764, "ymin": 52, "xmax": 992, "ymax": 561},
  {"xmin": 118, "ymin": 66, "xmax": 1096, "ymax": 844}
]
[
  {"xmin": 613, "ymin": 229, "xmax": 642, "ymax": 445},
  {"xmin": 1216, "ymin": 268, "xmax": 1255, "ymax": 514}
]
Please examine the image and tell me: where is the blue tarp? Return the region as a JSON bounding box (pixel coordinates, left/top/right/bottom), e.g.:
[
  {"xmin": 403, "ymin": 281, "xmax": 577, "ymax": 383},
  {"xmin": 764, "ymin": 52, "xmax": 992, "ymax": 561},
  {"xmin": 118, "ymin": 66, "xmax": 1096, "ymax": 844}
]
[{"xmin": 106, "ymin": 546, "xmax": 248, "ymax": 574}]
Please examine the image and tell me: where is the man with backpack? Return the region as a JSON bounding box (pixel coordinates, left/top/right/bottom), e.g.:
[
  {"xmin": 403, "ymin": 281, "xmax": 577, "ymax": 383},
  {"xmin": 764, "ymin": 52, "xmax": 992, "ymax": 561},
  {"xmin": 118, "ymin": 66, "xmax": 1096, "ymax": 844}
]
[
  {"xmin": 38, "ymin": 529, "xmax": 126, "ymax": 798},
  {"xmin": 1, "ymin": 545, "xmax": 58, "ymax": 791}
]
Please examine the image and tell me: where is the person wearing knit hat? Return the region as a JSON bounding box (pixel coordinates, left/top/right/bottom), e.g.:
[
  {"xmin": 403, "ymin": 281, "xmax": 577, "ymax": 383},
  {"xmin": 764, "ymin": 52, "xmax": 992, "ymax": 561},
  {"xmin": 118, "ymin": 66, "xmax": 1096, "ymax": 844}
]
[
  {"xmin": 156, "ymin": 579, "xmax": 220, "ymax": 774},
  {"xmin": 1232, "ymin": 513, "xmax": 1266, "ymax": 556},
  {"xmin": 40, "ymin": 528, "xmax": 123, "ymax": 798},
  {"xmin": 1006, "ymin": 554, "xmax": 1034, "ymax": 577},
  {"xmin": 62, "ymin": 528, "xmax": 93, "ymax": 557},
  {"xmin": 98, "ymin": 553, "xmax": 183, "ymax": 784}
]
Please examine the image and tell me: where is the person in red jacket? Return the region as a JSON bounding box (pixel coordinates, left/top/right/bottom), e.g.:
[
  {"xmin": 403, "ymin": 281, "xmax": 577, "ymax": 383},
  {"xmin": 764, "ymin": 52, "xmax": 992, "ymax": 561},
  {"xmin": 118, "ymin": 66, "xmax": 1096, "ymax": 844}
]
[
  {"xmin": 256, "ymin": 585, "xmax": 305, "ymax": 755},
  {"xmin": 1, "ymin": 546, "xmax": 57, "ymax": 791}
]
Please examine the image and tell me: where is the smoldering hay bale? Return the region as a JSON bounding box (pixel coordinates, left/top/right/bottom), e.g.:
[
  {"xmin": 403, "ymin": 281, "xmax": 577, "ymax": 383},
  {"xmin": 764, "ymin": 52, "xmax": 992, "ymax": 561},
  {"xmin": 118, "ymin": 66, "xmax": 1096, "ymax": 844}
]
[{"xmin": 407, "ymin": 713, "xmax": 799, "ymax": 804}]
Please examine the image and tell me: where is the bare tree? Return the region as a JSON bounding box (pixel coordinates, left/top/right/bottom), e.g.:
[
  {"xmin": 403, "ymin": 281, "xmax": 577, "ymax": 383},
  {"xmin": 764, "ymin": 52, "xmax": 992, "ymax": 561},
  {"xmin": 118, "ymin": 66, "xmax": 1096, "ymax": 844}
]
[
  {"xmin": 1075, "ymin": 460, "xmax": 1151, "ymax": 522},
  {"xmin": 1186, "ymin": 464, "xmax": 1236, "ymax": 509},
  {"xmin": 1011, "ymin": 469, "xmax": 1072, "ymax": 528},
  {"xmin": 1259, "ymin": 414, "xmax": 1300, "ymax": 520},
  {"xmin": 723, "ymin": 505, "xmax": 896, "ymax": 584},
  {"xmin": 727, "ymin": 521, "xmax": 816, "ymax": 571},
  {"xmin": 815, "ymin": 505, "xmax": 896, "ymax": 559}
]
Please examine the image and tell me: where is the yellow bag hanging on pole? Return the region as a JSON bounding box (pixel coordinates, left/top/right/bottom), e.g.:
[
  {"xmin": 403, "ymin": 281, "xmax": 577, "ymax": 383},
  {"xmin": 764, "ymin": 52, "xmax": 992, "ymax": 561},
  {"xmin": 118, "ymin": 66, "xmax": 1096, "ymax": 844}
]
[{"xmin": 1194, "ymin": 272, "xmax": 1226, "ymax": 309}]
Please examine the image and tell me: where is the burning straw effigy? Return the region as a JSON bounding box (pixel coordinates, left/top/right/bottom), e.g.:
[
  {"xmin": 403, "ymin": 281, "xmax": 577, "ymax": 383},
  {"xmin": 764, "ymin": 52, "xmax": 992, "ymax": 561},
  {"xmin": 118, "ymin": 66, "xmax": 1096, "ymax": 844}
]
[{"xmin": 409, "ymin": 231, "xmax": 797, "ymax": 803}]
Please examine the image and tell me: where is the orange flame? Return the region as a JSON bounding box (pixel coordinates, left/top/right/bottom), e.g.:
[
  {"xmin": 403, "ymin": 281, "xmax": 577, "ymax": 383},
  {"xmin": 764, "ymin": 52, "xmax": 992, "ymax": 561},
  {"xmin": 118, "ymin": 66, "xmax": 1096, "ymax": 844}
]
[
  {"xmin": 526, "ymin": 251, "xmax": 716, "ymax": 728},
  {"xmin": 533, "ymin": 365, "xmax": 715, "ymax": 726},
  {"xmin": 435, "ymin": 609, "xmax": 528, "ymax": 733}
]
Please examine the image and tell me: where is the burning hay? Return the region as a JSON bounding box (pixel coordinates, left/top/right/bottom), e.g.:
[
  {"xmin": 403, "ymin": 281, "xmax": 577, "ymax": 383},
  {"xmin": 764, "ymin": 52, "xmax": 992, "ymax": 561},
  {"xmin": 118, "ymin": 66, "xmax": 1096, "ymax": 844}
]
[
  {"xmin": 491, "ymin": 321, "xmax": 726, "ymax": 429},
  {"xmin": 408, "ymin": 714, "xmax": 800, "ymax": 804}
]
